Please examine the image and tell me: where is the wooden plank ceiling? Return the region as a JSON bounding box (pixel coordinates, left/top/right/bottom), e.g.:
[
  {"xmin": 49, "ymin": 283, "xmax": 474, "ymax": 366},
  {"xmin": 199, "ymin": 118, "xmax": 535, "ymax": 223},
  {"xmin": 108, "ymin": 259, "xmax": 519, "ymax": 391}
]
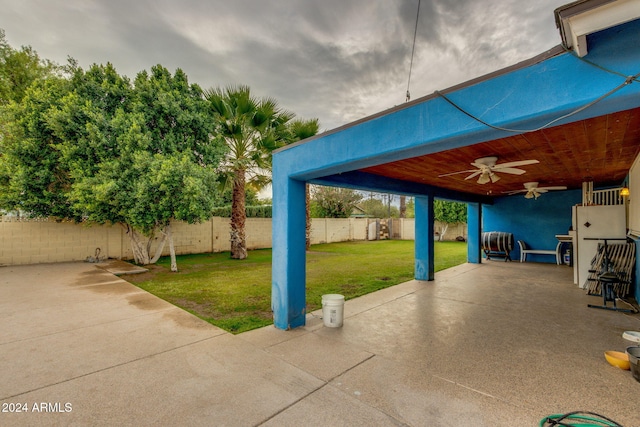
[{"xmin": 360, "ymin": 107, "xmax": 640, "ymax": 197}]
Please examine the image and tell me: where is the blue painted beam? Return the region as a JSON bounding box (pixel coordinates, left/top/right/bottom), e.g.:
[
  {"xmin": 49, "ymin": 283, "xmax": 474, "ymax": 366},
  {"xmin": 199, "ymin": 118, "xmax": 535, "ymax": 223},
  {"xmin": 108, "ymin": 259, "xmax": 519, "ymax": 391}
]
[
  {"xmin": 311, "ymin": 171, "xmax": 493, "ymax": 205},
  {"xmin": 414, "ymin": 196, "xmax": 435, "ymax": 281}
]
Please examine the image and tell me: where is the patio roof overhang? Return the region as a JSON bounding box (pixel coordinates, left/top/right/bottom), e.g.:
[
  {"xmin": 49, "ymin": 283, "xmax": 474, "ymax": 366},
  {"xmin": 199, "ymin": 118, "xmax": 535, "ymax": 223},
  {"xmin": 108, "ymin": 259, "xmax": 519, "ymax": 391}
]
[
  {"xmin": 271, "ymin": 1, "xmax": 640, "ymax": 330},
  {"xmin": 275, "ymin": 18, "xmax": 640, "ymax": 202}
]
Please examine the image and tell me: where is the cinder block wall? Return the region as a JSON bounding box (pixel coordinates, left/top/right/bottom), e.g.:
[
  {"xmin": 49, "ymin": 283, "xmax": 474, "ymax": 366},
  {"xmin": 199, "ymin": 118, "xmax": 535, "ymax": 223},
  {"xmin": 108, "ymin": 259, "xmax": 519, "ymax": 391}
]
[
  {"xmin": 351, "ymin": 218, "xmax": 368, "ymax": 240},
  {"xmin": 0, "ymin": 217, "xmax": 122, "ymax": 265},
  {"xmin": 309, "ymin": 218, "xmax": 328, "ymax": 244},
  {"xmin": 309, "ymin": 218, "xmax": 368, "ymax": 244},
  {"xmin": 0, "ymin": 217, "xmax": 289, "ymax": 265},
  {"xmin": 0, "ymin": 216, "xmax": 467, "ymax": 266},
  {"xmin": 400, "ymin": 218, "xmax": 415, "ymax": 240},
  {"xmin": 246, "ymin": 218, "xmax": 272, "ymax": 250}
]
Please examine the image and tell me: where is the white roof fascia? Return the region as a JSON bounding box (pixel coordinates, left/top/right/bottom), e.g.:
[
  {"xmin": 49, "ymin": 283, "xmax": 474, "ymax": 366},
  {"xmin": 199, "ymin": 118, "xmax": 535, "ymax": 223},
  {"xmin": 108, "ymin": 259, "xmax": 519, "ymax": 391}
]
[{"xmin": 556, "ymin": 0, "xmax": 640, "ymax": 57}]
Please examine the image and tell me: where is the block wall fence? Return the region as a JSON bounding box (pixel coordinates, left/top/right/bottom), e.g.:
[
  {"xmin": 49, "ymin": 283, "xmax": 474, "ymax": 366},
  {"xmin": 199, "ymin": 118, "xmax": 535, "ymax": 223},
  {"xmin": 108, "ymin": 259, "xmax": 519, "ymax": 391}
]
[{"xmin": 0, "ymin": 216, "xmax": 466, "ymax": 266}]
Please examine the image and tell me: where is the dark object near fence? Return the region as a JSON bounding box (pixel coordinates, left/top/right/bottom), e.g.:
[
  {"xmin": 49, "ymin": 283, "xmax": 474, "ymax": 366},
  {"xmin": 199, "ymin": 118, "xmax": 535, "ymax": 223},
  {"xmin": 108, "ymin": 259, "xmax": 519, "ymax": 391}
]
[
  {"xmin": 586, "ymin": 239, "xmax": 636, "ymax": 313},
  {"xmin": 481, "ymin": 232, "xmax": 514, "ymax": 261}
]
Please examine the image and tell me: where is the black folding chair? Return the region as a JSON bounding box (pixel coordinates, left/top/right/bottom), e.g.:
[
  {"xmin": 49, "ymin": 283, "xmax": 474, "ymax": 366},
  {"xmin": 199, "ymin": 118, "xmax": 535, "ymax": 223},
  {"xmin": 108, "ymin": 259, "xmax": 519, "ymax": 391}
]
[{"xmin": 587, "ymin": 239, "xmax": 633, "ymax": 313}]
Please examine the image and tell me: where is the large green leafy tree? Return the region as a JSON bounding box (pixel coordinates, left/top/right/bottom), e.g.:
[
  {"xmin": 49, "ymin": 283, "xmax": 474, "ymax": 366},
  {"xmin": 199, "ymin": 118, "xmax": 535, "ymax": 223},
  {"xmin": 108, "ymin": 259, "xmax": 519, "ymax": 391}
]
[
  {"xmin": 1, "ymin": 59, "xmax": 225, "ymax": 270},
  {"xmin": 360, "ymin": 196, "xmax": 400, "ymax": 218},
  {"xmin": 0, "ymin": 30, "xmax": 60, "ymax": 211},
  {"xmin": 0, "ymin": 29, "xmax": 56, "ymax": 106},
  {"xmin": 434, "ymin": 199, "xmax": 467, "ymax": 240},
  {"xmin": 205, "ymin": 85, "xmax": 297, "ymax": 260},
  {"xmin": 0, "ymin": 77, "xmax": 71, "ymax": 217},
  {"xmin": 310, "ymin": 186, "xmax": 363, "ymax": 218},
  {"xmin": 64, "ymin": 65, "xmax": 224, "ymax": 270}
]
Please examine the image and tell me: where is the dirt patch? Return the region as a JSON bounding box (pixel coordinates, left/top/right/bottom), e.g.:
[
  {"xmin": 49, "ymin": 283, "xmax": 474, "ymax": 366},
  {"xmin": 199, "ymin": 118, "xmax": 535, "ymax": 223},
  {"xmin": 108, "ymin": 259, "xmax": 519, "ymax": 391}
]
[
  {"xmin": 338, "ymin": 283, "xmax": 362, "ymax": 292},
  {"xmin": 171, "ymin": 298, "xmax": 272, "ymax": 323},
  {"xmin": 173, "ymin": 298, "xmax": 222, "ymax": 318}
]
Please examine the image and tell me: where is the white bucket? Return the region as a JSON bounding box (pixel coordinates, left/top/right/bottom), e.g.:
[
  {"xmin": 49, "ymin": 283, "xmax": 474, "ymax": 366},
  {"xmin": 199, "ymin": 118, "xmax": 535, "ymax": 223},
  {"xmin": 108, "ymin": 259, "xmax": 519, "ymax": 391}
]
[{"xmin": 322, "ymin": 294, "xmax": 345, "ymax": 328}]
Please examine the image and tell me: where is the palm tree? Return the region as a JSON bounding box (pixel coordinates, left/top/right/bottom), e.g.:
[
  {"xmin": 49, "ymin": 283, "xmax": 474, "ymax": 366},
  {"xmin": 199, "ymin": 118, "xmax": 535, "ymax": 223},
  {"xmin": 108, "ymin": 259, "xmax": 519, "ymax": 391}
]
[
  {"xmin": 399, "ymin": 195, "xmax": 407, "ymax": 218},
  {"xmin": 205, "ymin": 85, "xmax": 295, "ymax": 259}
]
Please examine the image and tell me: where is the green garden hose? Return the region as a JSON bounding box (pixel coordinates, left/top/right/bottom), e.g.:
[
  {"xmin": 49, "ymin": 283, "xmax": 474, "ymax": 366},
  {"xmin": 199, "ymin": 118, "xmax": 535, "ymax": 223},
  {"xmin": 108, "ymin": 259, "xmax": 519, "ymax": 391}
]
[{"xmin": 540, "ymin": 411, "xmax": 623, "ymax": 427}]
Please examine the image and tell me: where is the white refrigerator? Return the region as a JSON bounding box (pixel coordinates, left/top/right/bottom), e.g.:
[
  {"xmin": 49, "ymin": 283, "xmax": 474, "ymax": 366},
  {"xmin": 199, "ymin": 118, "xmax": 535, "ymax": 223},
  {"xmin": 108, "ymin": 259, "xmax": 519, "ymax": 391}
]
[{"xmin": 571, "ymin": 205, "xmax": 627, "ymax": 288}]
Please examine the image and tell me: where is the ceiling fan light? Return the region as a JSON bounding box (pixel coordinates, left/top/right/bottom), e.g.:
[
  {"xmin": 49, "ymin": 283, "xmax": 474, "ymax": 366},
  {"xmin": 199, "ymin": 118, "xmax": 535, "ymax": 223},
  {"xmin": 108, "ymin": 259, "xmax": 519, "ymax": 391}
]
[
  {"xmin": 477, "ymin": 173, "xmax": 490, "ymax": 184},
  {"xmin": 489, "ymin": 172, "xmax": 500, "ymax": 183},
  {"xmin": 524, "ymin": 192, "xmax": 534, "ymax": 199}
]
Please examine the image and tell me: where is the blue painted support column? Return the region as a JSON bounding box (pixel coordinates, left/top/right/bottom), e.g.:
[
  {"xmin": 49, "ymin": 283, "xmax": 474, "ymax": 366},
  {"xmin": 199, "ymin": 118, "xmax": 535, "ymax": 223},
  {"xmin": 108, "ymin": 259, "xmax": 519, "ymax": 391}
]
[
  {"xmin": 414, "ymin": 196, "xmax": 434, "ymax": 281},
  {"xmin": 271, "ymin": 177, "xmax": 307, "ymax": 330},
  {"xmin": 467, "ymin": 203, "xmax": 482, "ymax": 264}
]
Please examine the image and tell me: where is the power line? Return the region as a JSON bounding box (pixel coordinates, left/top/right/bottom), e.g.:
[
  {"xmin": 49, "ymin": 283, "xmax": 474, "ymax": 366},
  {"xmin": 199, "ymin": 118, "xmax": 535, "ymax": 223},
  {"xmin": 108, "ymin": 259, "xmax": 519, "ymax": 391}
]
[
  {"xmin": 434, "ymin": 72, "xmax": 639, "ymax": 133},
  {"xmin": 406, "ymin": 0, "xmax": 421, "ymax": 102}
]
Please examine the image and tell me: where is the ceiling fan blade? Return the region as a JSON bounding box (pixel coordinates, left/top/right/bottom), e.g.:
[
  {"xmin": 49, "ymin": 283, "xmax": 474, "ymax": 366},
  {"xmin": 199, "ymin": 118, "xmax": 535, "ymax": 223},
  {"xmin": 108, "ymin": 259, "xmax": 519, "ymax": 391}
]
[
  {"xmin": 537, "ymin": 186, "xmax": 567, "ymax": 191},
  {"xmin": 503, "ymin": 189, "xmax": 527, "ymax": 195},
  {"xmin": 464, "ymin": 171, "xmax": 482, "ymax": 180},
  {"xmin": 493, "ymin": 159, "xmax": 539, "ymax": 169},
  {"xmin": 493, "ymin": 167, "xmax": 527, "ymax": 175},
  {"xmin": 535, "ymin": 189, "xmax": 549, "ymax": 193},
  {"xmin": 438, "ymin": 169, "xmax": 478, "ymax": 178}
]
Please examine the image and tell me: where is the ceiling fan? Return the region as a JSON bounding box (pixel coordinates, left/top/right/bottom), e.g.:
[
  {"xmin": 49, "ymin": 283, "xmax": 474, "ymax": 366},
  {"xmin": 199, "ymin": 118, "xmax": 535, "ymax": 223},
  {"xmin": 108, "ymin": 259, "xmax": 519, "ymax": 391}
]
[
  {"xmin": 439, "ymin": 156, "xmax": 539, "ymax": 184},
  {"xmin": 504, "ymin": 181, "xmax": 567, "ymax": 199}
]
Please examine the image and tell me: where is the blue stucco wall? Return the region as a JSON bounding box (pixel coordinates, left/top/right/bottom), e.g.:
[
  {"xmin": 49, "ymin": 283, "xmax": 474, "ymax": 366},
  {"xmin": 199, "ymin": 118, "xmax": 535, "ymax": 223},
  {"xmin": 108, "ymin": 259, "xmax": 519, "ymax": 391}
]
[{"xmin": 482, "ymin": 189, "xmax": 582, "ymax": 262}]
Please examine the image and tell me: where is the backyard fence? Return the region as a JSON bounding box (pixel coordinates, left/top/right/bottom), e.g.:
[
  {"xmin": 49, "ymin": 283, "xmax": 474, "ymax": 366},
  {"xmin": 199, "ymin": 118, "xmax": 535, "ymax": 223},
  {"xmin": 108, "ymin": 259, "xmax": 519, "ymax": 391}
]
[{"xmin": 0, "ymin": 216, "xmax": 466, "ymax": 266}]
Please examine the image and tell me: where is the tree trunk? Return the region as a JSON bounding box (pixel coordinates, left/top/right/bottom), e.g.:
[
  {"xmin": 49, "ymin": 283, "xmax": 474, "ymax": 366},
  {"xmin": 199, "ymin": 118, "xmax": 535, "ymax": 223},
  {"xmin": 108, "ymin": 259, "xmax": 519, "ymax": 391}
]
[
  {"xmin": 440, "ymin": 223, "xmax": 449, "ymax": 241},
  {"xmin": 305, "ymin": 183, "xmax": 311, "ymax": 250},
  {"xmin": 122, "ymin": 223, "xmax": 168, "ymax": 266},
  {"xmin": 149, "ymin": 231, "xmax": 168, "ymax": 265},
  {"xmin": 399, "ymin": 195, "xmax": 406, "ymax": 218},
  {"xmin": 166, "ymin": 222, "xmax": 178, "ymax": 272},
  {"xmin": 230, "ymin": 168, "xmax": 248, "ymax": 259},
  {"xmin": 123, "ymin": 224, "xmax": 151, "ymax": 265}
]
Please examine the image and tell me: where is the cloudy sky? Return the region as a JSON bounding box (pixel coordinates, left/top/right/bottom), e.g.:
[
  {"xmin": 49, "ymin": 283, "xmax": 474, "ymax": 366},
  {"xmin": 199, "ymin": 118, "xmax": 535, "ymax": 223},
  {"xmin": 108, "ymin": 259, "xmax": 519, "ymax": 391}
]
[{"xmin": 1, "ymin": 0, "xmax": 569, "ymax": 131}]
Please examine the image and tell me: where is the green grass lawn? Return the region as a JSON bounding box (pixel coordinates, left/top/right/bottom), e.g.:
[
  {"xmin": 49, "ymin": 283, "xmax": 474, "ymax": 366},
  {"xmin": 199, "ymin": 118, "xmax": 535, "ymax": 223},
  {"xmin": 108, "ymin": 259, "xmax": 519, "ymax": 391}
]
[{"xmin": 126, "ymin": 240, "xmax": 467, "ymax": 334}]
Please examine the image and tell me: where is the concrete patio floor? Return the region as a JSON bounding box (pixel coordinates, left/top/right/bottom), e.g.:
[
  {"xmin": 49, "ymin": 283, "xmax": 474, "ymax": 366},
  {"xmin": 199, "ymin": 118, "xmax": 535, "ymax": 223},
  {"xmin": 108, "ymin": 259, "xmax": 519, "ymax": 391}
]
[{"xmin": 1, "ymin": 260, "xmax": 639, "ymax": 426}]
